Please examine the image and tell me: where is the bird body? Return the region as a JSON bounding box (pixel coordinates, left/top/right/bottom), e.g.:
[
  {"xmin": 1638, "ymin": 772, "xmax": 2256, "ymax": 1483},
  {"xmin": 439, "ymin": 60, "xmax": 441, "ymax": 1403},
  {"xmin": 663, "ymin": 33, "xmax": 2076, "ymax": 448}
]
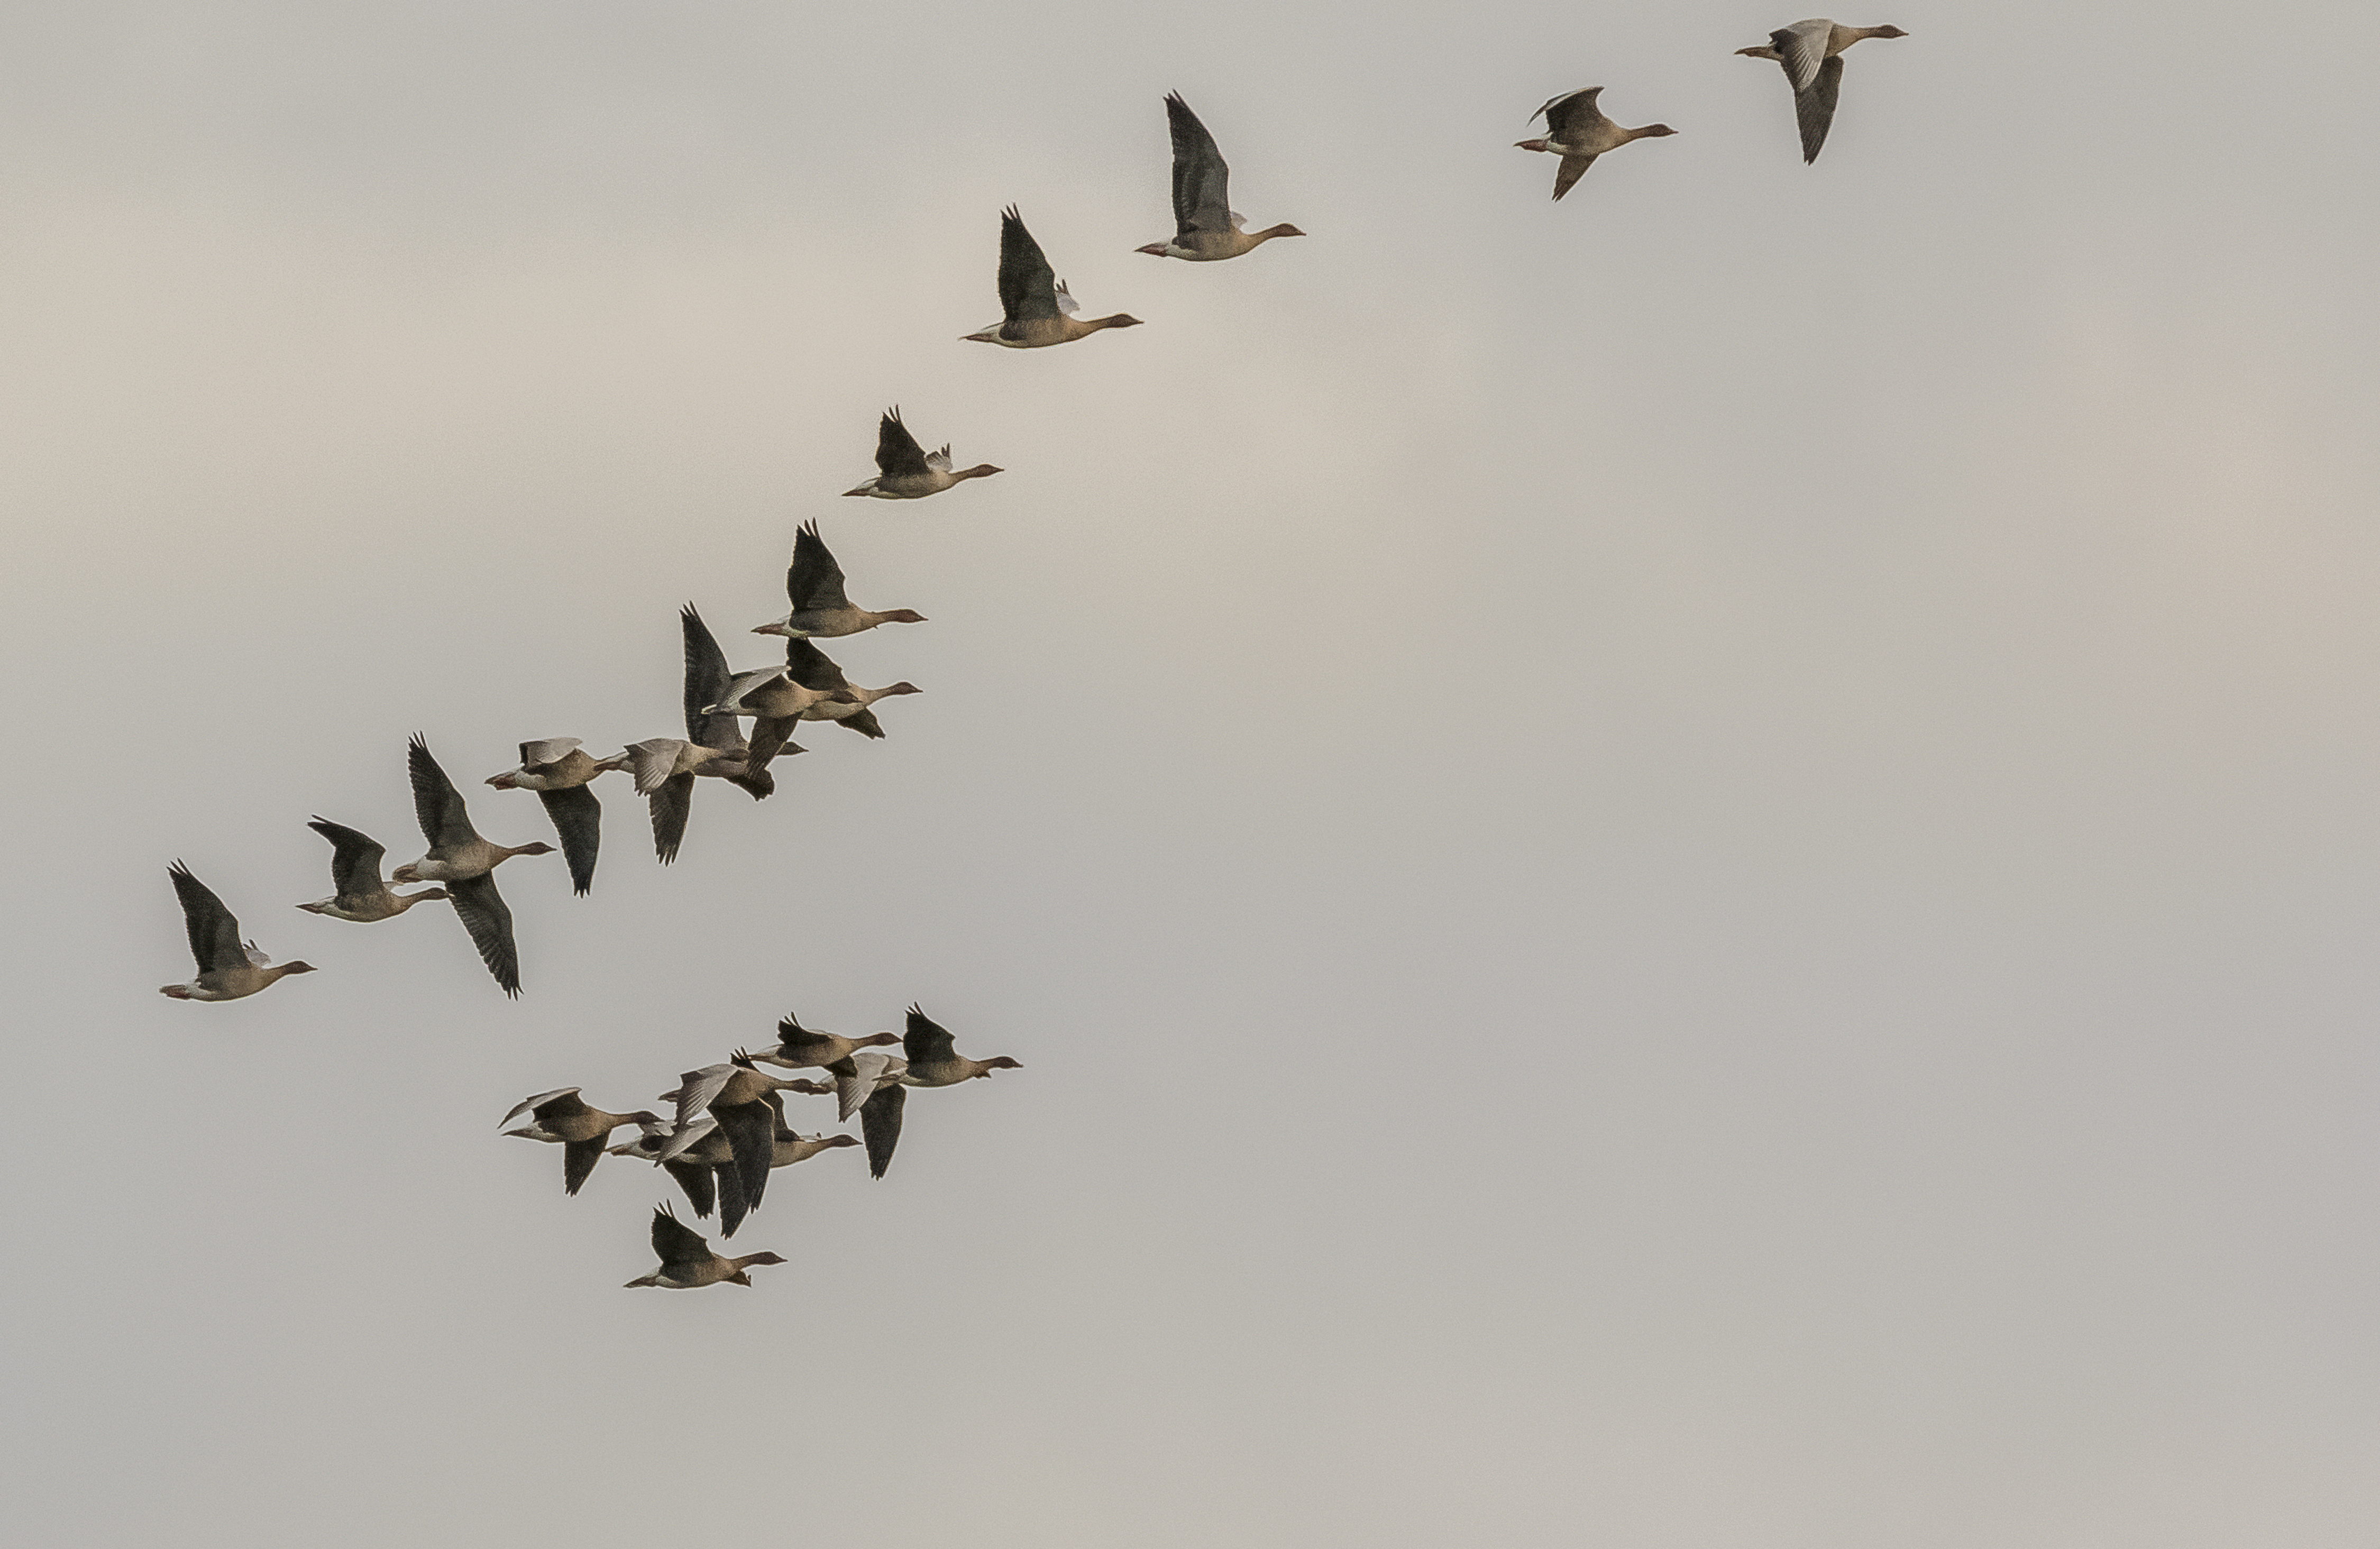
[
  {"xmin": 160, "ymin": 863, "xmax": 316, "ymax": 1000},
  {"xmin": 750, "ymin": 523, "xmax": 926, "ymax": 640},
  {"xmin": 391, "ymin": 736, "xmax": 547, "ymax": 996},
  {"xmin": 964, "ymin": 207, "xmax": 1142, "ymax": 347},
  {"xmin": 1137, "ymin": 93, "xmax": 1304, "ymax": 260},
  {"xmin": 484, "ymin": 739, "xmax": 614, "ymax": 894},
  {"xmin": 748, "ymin": 1012, "xmax": 904, "ymax": 1073},
  {"xmin": 296, "ymin": 818, "xmax": 449, "ymax": 922},
  {"xmin": 1736, "ymin": 19, "xmax": 1908, "ymax": 163},
  {"xmin": 1513, "ymin": 87, "xmax": 1677, "ymax": 200},
  {"xmin": 498, "ymin": 1088, "xmax": 664, "ymax": 1195},
  {"xmin": 623, "ymin": 1205, "xmax": 785, "ymax": 1289},
  {"xmin": 845, "ymin": 408, "xmax": 1002, "ymax": 499}
]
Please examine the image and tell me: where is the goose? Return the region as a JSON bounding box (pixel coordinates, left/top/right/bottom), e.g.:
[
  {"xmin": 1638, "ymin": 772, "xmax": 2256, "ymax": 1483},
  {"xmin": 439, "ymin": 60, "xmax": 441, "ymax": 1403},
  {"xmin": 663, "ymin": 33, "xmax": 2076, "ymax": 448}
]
[
  {"xmin": 484, "ymin": 739, "xmax": 616, "ymax": 895},
  {"xmin": 621, "ymin": 606, "xmax": 788, "ymax": 865},
  {"xmin": 964, "ymin": 206, "xmax": 1143, "ymax": 347},
  {"xmin": 497, "ymin": 1088, "xmax": 665, "ymax": 1195},
  {"xmin": 392, "ymin": 735, "xmax": 550, "ymax": 997},
  {"xmin": 1514, "ymin": 88, "xmax": 1678, "ymax": 200},
  {"xmin": 608, "ymin": 1116, "xmax": 741, "ymax": 1229},
  {"xmin": 747, "ymin": 1010, "xmax": 904, "ymax": 1073},
  {"xmin": 160, "ymin": 862, "xmax": 317, "ymax": 1001},
  {"xmin": 699, "ymin": 664, "xmax": 862, "ymax": 771},
  {"xmin": 782, "ymin": 639, "xmax": 920, "ymax": 740},
  {"xmin": 1736, "ymin": 19, "xmax": 1907, "ymax": 163},
  {"xmin": 655, "ymin": 1052, "xmax": 831, "ymax": 1217},
  {"xmin": 623, "ymin": 1204, "xmax": 786, "ymax": 1289},
  {"xmin": 1137, "ymin": 93, "xmax": 1305, "ymax": 261},
  {"xmin": 826, "ymin": 1052, "xmax": 909, "ymax": 1180},
  {"xmin": 750, "ymin": 522, "xmax": 926, "ymax": 641},
  {"xmin": 844, "ymin": 407, "xmax": 1002, "ymax": 499},
  {"xmin": 899, "ymin": 1004, "xmax": 1026, "ymax": 1088},
  {"xmin": 296, "ymin": 818, "xmax": 449, "ymax": 922},
  {"xmin": 772, "ymin": 1123, "xmax": 864, "ymax": 1171}
]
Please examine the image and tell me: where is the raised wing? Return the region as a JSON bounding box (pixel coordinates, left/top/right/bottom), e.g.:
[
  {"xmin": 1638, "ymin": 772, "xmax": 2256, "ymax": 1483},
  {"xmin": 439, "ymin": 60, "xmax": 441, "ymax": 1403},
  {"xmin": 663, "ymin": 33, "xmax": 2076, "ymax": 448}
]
[
  {"xmin": 446, "ymin": 871, "xmax": 521, "ymax": 997},
  {"xmin": 783, "ymin": 638, "xmax": 858, "ymax": 695},
  {"xmin": 904, "ymin": 1004, "xmax": 959, "ymax": 1066},
  {"xmin": 680, "ymin": 605, "xmax": 740, "ymax": 750},
  {"xmin": 168, "ymin": 862, "xmax": 246, "ymax": 974},
  {"xmin": 306, "ymin": 818, "xmax": 386, "ymax": 898},
  {"xmin": 407, "ymin": 735, "xmax": 481, "ymax": 851},
  {"xmin": 649, "ymin": 1203, "xmax": 711, "ymax": 1268},
  {"xmin": 499, "ymin": 1087, "xmax": 582, "ymax": 1128},
  {"xmin": 535, "ymin": 785, "xmax": 601, "ymax": 895},
  {"xmin": 1773, "ymin": 19, "xmax": 1831, "ymax": 95},
  {"xmin": 995, "ymin": 205, "xmax": 1061, "ymax": 327},
  {"xmin": 1536, "ymin": 86, "xmax": 1604, "ymax": 143},
  {"xmin": 875, "ymin": 407, "xmax": 930, "ymax": 480},
  {"xmin": 519, "ymin": 738, "xmax": 581, "ymax": 767},
  {"xmin": 1164, "ymin": 92, "xmax": 1232, "ymax": 239},
  {"xmin": 785, "ymin": 521, "xmax": 853, "ymax": 613}
]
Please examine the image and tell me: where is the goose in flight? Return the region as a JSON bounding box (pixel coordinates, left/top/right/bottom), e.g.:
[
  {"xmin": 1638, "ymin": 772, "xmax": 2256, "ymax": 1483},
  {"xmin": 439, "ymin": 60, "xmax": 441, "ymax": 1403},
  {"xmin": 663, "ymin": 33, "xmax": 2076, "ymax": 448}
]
[
  {"xmin": 826, "ymin": 1051, "xmax": 910, "ymax": 1180},
  {"xmin": 655, "ymin": 1052, "xmax": 831, "ymax": 1220},
  {"xmin": 1736, "ymin": 19, "xmax": 1907, "ymax": 163},
  {"xmin": 484, "ymin": 739, "xmax": 618, "ymax": 895},
  {"xmin": 160, "ymin": 863, "xmax": 317, "ymax": 1001},
  {"xmin": 620, "ymin": 606, "xmax": 788, "ymax": 865},
  {"xmin": 393, "ymin": 735, "xmax": 551, "ymax": 996},
  {"xmin": 498, "ymin": 1088, "xmax": 665, "ymax": 1196},
  {"xmin": 899, "ymin": 1004, "xmax": 1025, "ymax": 1088},
  {"xmin": 844, "ymin": 408, "xmax": 1002, "ymax": 499},
  {"xmin": 296, "ymin": 818, "xmax": 448, "ymax": 922},
  {"xmin": 747, "ymin": 1010, "xmax": 904, "ymax": 1073},
  {"xmin": 1514, "ymin": 88, "xmax": 1677, "ymax": 200},
  {"xmin": 750, "ymin": 522, "xmax": 926, "ymax": 641},
  {"xmin": 700, "ymin": 662, "xmax": 862, "ymax": 772},
  {"xmin": 623, "ymin": 1204, "xmax": 786, "ymax": 1289},
  {"xmin": 964, "ymin": 206, "xmax": 1143, "ymax": 347},
  {"xmin": 1138, "ymin": 93, "xmax": 1305, "ymax": 260},
  {"xmin": 609, "ymin": 1116, "xmax": 745, "ymax": 1232},
  {"xmin": 781, "ymin": 639, "xmax": 919, "ymax": 740}
]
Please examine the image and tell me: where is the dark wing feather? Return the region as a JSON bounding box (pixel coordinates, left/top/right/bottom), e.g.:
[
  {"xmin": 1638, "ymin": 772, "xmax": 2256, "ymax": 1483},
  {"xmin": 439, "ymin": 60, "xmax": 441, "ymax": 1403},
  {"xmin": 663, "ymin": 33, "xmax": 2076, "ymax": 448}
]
[
  {"xmin": 713, "ymin": 1101, "xmax": 776, "ymax": 1218},
  {"xmin": 306, "ymin": 818, "xmax": 385, "ymax": 897},
  {"xmin": 534, "ymin": 785, "xmax": 601, "ymax": 896},
  {"xmin": 1551, "ymin": 153, "xmax": 1599, "ymax": 201},
  {"xmin": 782, "ymin": 637, "xmax": 856, "ymax": 694},
  {"xmin": 168, "ymin": 862, "xmax": 246, "ymax": 974},
  {"xmin": 904, "ymin": 1004, "xmax": 959, "ymax": 1066},
  {"xmin": 859, "ymin": 1083, "xmax": 906, "ymax": 1180},
  {"xmin": 742, "ymin": 716, "xmax": 799, "ymax": 774},
  {"xmin": 663, "ymin": 1160, "xmax": 716, "ymax": 1218},
  {"xmin": 1540, "ymin": 86, "xmax": 1604, "ymax": 143},
  {"xmin": 406, "ymin": 735, "xmax": 481, "ymax": 850},
  {"xmin": 680, "ymin": 605, "xmax": 740, "ymax": 749},
  {"xmin": 875, "ymin": 408, "xmax": 931, "ymax": 479},
  {"xmin": 785, "ymin": 521, "xmax": 853, "ymax": 613},
  {"xmin": 715, "ymin": 1162, "xmax": 750, "ymax": 1238},
  {"xmin": 648, "ymin": 773, "xmax": 693, "ymax": 865},
  {"xmin": 561, "ymin": 1137, "xmax": 605, "ymax": 1196},
  {"xmin": 995, "ymin": 205, "xmax": 1061, "ymax": 326},
  {"xmin": 1164, "ymin": 93, "xmax": 1232, "ymax": 238},
  {"xmin": 838, "ymin": 707, "xmax": 887, "ymax": 739},
  {"xmin": 650, "ymin": 1204, "xmax": 710, "ymax": 1267},
  {"xmin": 446, "ymin": 871, "xmax": 521, "ymax": 997},
  {"xmin": 1796, "ymin": 55, "xmax": 1844, "ymax": 163}
]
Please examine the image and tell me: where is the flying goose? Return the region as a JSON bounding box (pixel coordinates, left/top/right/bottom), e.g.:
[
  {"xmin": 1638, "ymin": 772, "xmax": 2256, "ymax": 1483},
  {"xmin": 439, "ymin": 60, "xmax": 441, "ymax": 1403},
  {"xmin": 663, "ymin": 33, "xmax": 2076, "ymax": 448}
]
[
  {"xmin": 497, "ymin": 1088, "xmax": 665, "ymax": 1195},
  {"xmin": 392, "ymin": 735, "xmax": 550, "ymax": 997},
  {"xmin": 621, "ymin": 606, "xmax": 787, "ymax": 865},
  {"xmin": 655, "ymin": 1052, "xmax": 831, "ymax": 1218},
  {"xmin": 609, "ymin": 1116, "xmax": 742, "ymax": 1230},
  {"xmin": 160, "ymin": 862, "xmax": 317, "ymax": 1001},
  {"xmin": 749, "ymin": 522, "xmax": 926, "ymax": 641},
  {"xmin": 484, "ymin": 739, "xmax": 617, "ymax": 895},
  {"xmin": 296, "ymin": 818, "xmax": 449, "ymax": 922},
  {"xmin": 964, "ymin": 206, "xmax": 1143, "ymax": 347},
  {"xmin": 747, "ymin": 1010, "xmax": 904, "ymax": 1073},
  {"xmin": 844, "ymin": 407, "xmax": 1002, "ymax": 499},
  {"xmin": 1514, "ymin": 88, "xmax": 1678, "ymax": 200},
  {"xmin": 782, "ymin": 639, "xmax": 919, "ymax": 740},
  {"xmin": 899, "ymin": 1004, "xmax": 1026, "ymax": 1088},
  {"xmin": 1137, "ymin": 93, "xmax": 1305, "ymax": 261},
  {"xmin": 1736, "ymin": 19, "xmax": 1907, "ymax": 163},
  {"xmin": 700, "ymin": 664, "xmax": 862, "ymax": 771},
  {"xmin": 623, "ymin": 1204, "xmax": 786, "ymax": 1289}
]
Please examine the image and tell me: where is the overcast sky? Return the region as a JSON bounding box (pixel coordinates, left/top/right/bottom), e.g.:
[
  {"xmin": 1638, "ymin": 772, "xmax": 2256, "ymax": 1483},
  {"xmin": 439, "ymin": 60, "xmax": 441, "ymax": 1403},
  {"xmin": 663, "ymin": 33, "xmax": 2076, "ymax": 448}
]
[{"xmin": 6, "ymin": 2, "xmax": 2379, "ymax": 1544}]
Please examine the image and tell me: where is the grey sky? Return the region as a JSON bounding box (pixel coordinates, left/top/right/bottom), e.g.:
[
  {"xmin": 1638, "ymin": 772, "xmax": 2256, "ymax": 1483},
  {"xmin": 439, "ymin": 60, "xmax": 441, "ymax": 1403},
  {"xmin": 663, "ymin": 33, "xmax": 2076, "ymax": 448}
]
[{"xmin": 5, "ymin": 2, "xmax": 2379, "ymax": 1544}]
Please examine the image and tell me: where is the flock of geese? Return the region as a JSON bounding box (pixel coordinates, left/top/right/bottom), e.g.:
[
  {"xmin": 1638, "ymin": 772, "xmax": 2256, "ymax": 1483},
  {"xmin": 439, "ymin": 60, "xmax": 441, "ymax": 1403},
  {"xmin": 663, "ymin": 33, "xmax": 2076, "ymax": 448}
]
[{"xmin": 153, "ymin": 23, "xmax": 1914, "ymax": 1286}]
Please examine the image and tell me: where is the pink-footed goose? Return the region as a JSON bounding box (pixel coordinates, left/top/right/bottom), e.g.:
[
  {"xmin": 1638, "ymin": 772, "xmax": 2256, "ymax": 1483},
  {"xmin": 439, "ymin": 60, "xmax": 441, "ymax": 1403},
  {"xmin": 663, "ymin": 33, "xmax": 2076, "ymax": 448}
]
[
  {"xmin": 484, "ymin": 739, "xmax": 617, "ymax": 895},
  {"xmin": 160, "ymin": 862, "xmax": 317, "ymax": 1001},
  {"xmin": 392, "ymin": 735, "xmax": 551, "ymax": 997},
  {"xmin": 749, "ymin": 522, "xmax": 926, "ymax": 641},
  {"xmin": 296, "ymin": 818, "xmax": 448, "ymax": 922},
  {"xmin": 749, "ymin": 1011, "xmax": 904, "ymax": 1072},
  {"xmin": 965, "ymin": 207, "xmax": 1143, "ymax": 347},
  {"xmin": 782, "ymin": 639, "xmax": 919, "ymax": 740},
  {"xmin": 655, "ymin": 1052, "xmax": 832, "ymax": 1220},
  {"xmin": 1138, "ymin": 93, "xmax": 1305, "ymax": 260},
  {"xmin": 624, "ymin": 1204, "xmax": 786, "ymax": 1289},
  {"xmin": 1737, "ymin": 19, "xmax": 1907, "ymax": 163},
  {"xmin": 610, "ymin": 1116, "xmax": 749, "ymax": 1233},
  {"xmin": 1514, "ymin": 88, "xmax": 1677, "ymax": 200},
  {"xmin": 824, "ymin": 1007, "xmax": 1023, "ymax": 1180},
  {"xmin": 845, "ymin": 408, "xmax": 1002, "ymax": 499},
  {"xmin": 618, "ymin": 606, "xmax": 791, "ymax": 865},
  {"xmin": 498, "ymin": 1088, "xmax": 664, "ymax": 1196},
  {"xmin": 699, "ymin": 659, "xmax": 862, "ymax": 771}
]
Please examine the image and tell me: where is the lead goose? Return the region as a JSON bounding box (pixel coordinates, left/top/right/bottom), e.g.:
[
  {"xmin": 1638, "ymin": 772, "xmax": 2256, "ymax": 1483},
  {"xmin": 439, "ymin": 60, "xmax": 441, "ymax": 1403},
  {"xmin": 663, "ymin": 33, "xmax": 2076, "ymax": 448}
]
[
  {"xmin": 1137, "ymin": 93, "xmax": 1305, "ymax": 261},
  {"xmin": 1514, "ymin": 88, "xmax": 1677, "ymax": 200},
  {"xmin": 747, "ymin": 1010, "xmax": 903, "ymax": 1073},
  {"xmin": 160, "ymin": 862, "xmax": 317, "ymax": 1001},
  {"xmin": 392, "ymin": 735, "xmax": 551, "ymax": 997},
  {"xmin": 1736, "ymin": 19, "xmax": 1907, "ymax": 163},
  {"xmin": 844, "ymin": 407, "xmax": 1002, "ymax": 499},
  {"xmin": 296, "ymin": 818, "xmax": 448, "ymax": 922},
  {"xmin": 750, "ymin": 523, "xmax": 926, "ymax": 641},
  {"xmin": 964, "ymin": 206, "xmax": 1143, "ymax": 347},
  {"xmin": 624, "ymin": 1204, "xmax": 786, "ymax": 1290},
  {"xmin": 620, "ymin": 606, "xmax": 789, "ymax": 865},
  {"xmin": 497, "ymin": 1088, "xmax": 664, "ymax": 1195},
  {"xmin": 782, "ymin": 639, "xmax": 920, "ymax": 740},
  {"xmin": 484, "ymin": 739, "xmax": 615, "ymax": 895}
]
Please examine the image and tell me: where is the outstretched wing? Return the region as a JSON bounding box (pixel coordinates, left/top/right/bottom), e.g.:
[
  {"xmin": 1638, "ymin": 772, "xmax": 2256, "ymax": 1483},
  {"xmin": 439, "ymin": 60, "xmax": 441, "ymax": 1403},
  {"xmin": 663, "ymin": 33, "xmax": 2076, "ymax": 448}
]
[
  {"xmin": 535, "ymin": 785, "xmax": 600, "ymax": 896},
  {"xmin": 860, "ymin": 1083, "xmax": 906, "ymax": 1180},
  {"xmin": 785, "ymin": 521, "xmax": 853, "ymax": 613},
  {"xmin": 1536, "ymin": 86, "xmax": 1603, "ymax": 143},
  {"xmin": 663, "ymin": 1159, "xmax": 717, "ymax": 1218},
  {"xmin": 904, "ymin": 1004, "xmax": 959, "ymax": 1066},
  {"xmin": 995, "ymin": 205, "xmax": 1061, "ymax": 327},
  {"xmin": 561, "ymin": 1137, "xmax": 606, "ymax": 1196},
  {"xmin": 680, "ymin": 605, "xmax": 740, "ymax": 750},
  {"xmin": 875, "ymin": 407, "xmax": 931, "ymax": 480},
  {"xmin": 783, "ymin": 637, "xmax": 856, "ymax": 694},
  {"xmin": 1552, "ymin": 153, "xmax": 1599, "ymax": 200},
  {"xmin": 650, "ymin": 1203, "xmax": 710, "ymax": 1267},
  {"xmin": 713, "ymin": 1100, "xmax": 777, "ymax": 1220},
  {"xmin": 648, "ymin": 772, "xmax": 694, "ymax": 865},
  {"xmin": 306, "ymin": 818, "xmax": 385, "ymax": 898},
  {"xmin": 1773, "ymin": 20, "xmax": 1831, "ymax": 95},
  {"xmin": 1164, "ymin": 93, "xmax": 1232, "ymax": 239},
  {"xmin": 1796, "ymin": 55, "xmax": 1845, "ymax": 164},
  {"xmin": 168, "ymin": 862, "xmax": 246, "ymax": 974},
  {"xmin": 446, "ymin": 870, "xmax": 521, "ymax": 997},
  {"xmin": 407, "ymin": 735, "xmax": 481, "ymax": 850}
]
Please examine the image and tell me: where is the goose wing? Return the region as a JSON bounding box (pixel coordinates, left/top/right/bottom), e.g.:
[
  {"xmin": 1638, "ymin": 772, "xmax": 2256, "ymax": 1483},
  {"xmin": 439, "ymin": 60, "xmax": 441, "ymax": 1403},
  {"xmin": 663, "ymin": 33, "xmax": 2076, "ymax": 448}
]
[
  {"xmin": 680, "ymin": 605, "xmax": 740, "ymax": 750},
  {"xmin": 1163, "ymin": 93, "xmax": 1232, "ymax": 239},
  {"xmin": 649, "ymin": 1204, "xmax": 711, "ymax": 1268},
  {"xmin": 306, "ymin": 818, "xmax": 386, "ymax": 899},
  {"xmin": 168, "ymin": 862, "xmax": 247, "ymax": 974},
  {"xmin": 666, "ymin": 1064, "xmax": 738, "ymax": 1136},
  {"xmin": 772, "ymin": 1012, "xmax": 831, "ymax": 1063},
  {"xmin": 859, "ymin": 1083, "xmax": 906, "ymax": 1180},
  {"xmin": 875, "ymin": 408, "xmax": 931, "ymax": 480},
  {"xmin": 713, "ymin": 1159, "xmax": 752, "ymax": 1238},
  {"xmin": 519, "ymin": 737, "xmax": 581, "ymax": 768},
  {"xmin": 499, "ymin": 1087, "xmax": 583, "ymax": 1128},
  {"xmin": 647, "ymin": 772, "xmax": 694, "ymax": 865},
  {"xmin": 1772, "ymin": 20, "xmax": 1832, "ymax": 94},
  {"xmin": 838, "ymin": 706, "xmax": 888, "ymax": 739},
  {"xmin": 995, "ymin": 206, "xmax": 1062, "ymax": 326},
  {"xmin": 783, "ymin": 637, "xmax": 857, "ymax": 695},
  {"xmin": 446, "ymin": 870, "xmax": 521, "ymax": 997},
  {"xmin": 785, "ymin": 521, "xmax": 853, "ymax": 612},
  {"xmin": 904, "ymin": 1004, "xmax": 959, "ymax": 1066},
  {"xmin": 742, "ymin": 714, "xmax": 801, "ymax": 772},
  {"xmin": 1551, "ymin": 154, "xmax": 1599, "ymax": 200},
  {"xmin": 663, "ymin": 1159, "xmax": 716, "ymax": 1217},
  {"xmin": 1535, "ymin": 86, "xmax": 1604, "ymax": 143},
  {"xmin": 712, "ymin": 1099, "xmax": 777, "ymax": 1218},
  {"xmin": 1796, "ymin": 54, "xmax": 1845, "ymax": 163},
  {"xmin": 562, "ymin": 1136, "xmax": 606, "ymax": 1195},
  {"xmin": 534, "ymin": 785, "xmax": 601, "ymax": 896},
  {"xmin": 832, "ymin": 1050, "xmax": 899, "ymax": 1123},
  {"xmin": 406, "ymin": 735, "xmax": 482, "ymax": 851}
]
